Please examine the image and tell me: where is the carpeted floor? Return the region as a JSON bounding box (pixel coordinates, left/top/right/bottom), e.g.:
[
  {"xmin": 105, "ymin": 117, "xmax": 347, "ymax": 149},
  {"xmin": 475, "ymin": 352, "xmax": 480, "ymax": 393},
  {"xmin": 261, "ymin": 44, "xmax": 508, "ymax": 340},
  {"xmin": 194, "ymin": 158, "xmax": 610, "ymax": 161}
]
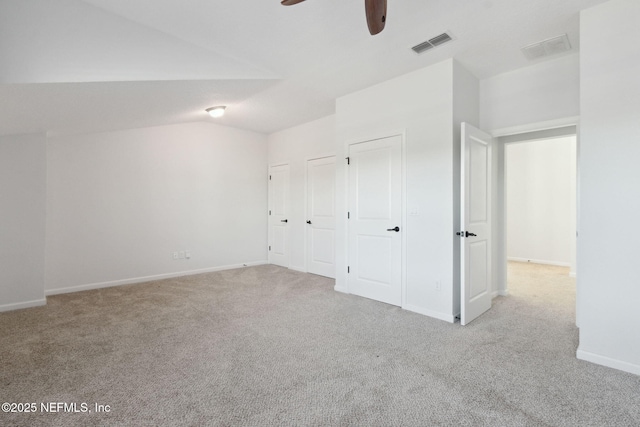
[{"xmin": 1, "ymin": 262, "xmax": 639, "ymax": 426}]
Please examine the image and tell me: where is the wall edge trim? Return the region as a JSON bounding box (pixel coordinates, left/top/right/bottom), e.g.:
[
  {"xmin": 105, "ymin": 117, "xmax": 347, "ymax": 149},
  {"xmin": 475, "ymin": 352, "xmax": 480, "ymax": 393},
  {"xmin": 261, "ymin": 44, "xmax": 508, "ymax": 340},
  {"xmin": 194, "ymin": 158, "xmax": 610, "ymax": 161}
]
[
  {"xmin": 577, "ymin": 348, "xmax": 640, "ymax": 376},
  {"xmin": 45, "ymin": 261, "xmax": 269, "ymax": 296},
  {"xmin": 491, "ymin": 116, "xmax": 580, "ymax": 138},
  {"xmin": 507, "ymin": 257, "xmax": 571, "ymax": 268},
  {"xmin": 403, "ymin": 304, "xmax": 456, "ymax": 323},
  {"xmin": 0, "ymin": 298, "xmax": 47, "ymax": 313}
]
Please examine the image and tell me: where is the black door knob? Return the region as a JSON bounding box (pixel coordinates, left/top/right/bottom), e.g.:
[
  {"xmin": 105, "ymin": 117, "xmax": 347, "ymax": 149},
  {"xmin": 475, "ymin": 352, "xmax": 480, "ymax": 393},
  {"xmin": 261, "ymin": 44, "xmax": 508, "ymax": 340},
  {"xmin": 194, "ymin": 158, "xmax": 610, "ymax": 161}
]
[
  {"xmin": 465, "ymin": 231, "xmax": 476, "ymax": 237},
  {"xmin": 386, "ymin": 226, "xmax": 400, "ymax": 232},
  {"xmin": 281, "ymin": 219, "xmax": 288, "ymax": 223},
  {"xmin": 306, "ymin": 220, "xmax": 312, "ymax": 224}
]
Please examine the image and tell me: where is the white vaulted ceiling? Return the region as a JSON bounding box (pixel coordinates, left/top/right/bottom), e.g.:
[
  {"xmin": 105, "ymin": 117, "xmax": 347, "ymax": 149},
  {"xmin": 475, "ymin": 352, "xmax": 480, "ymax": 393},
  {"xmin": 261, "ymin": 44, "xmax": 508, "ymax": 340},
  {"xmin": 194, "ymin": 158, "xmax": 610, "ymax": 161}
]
[{"xmin": 0, "ymin": 0, "xmax": 605, "ymax": 136}]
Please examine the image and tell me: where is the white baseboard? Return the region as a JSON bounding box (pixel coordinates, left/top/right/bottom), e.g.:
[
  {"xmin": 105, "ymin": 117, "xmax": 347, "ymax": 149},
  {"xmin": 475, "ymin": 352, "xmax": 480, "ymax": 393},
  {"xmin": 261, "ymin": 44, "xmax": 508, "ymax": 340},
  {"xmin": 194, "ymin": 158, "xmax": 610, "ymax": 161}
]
[
  {"xmin": 492, "ymin": 288, "xmax": 509, "ymax": 297},
  {"xmin": 0, "ymin": 298, "xmax": 47, "ymax": 313},
  {"xmin": 332, "ymin": 291, "xmax": 456, "ymax": 323},
  {"xmin": 569, "ymin": 271, "xmax": 577, "ymax": 278},
  {"xmin": 403, "ymin": 304, "xmax": 456, "ymax": 323},
  {"xmin": 507, "ymin": 257, "xmax": 571, "ymax": 268},
  {"xmin": 46, "ymin": 261, "xmax": 268, "ymax": 296},
  {"xmin": 289, "ymin": 266, "xmax": 307, "ymax": 273},
  {"xmin": 577, "ymin": 348, "xmax": 640, "ymax": 376}
]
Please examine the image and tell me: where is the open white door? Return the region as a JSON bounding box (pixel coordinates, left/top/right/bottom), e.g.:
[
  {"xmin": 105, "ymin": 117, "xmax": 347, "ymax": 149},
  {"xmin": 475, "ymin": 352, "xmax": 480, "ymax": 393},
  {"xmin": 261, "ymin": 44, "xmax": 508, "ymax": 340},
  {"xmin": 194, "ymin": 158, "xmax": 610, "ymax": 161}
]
[
  {"xmin": 269, "ymin": 164, "xmax": 289, "ymax": 267},
  {"xmin": 460, "ymin": 123, "xmax": 493, "ymax": 325},
  {"xmin": 348, "ymin": 136, "xmax": 402, "ymax": 306},
  {"xmin": 306, "ymin": 156, "xmax": 336, "ymax": 278}
]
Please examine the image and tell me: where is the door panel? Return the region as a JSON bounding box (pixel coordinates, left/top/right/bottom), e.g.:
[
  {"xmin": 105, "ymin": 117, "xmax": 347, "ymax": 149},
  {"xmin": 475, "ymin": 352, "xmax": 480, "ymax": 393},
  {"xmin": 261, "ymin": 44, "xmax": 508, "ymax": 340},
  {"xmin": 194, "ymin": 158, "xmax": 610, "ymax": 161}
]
[
  {"xmin": 470, "ymin": 140, "xmax": 489, "ymax": 223},
  {"xmin": 269, "ymin": 164, "xmax": 289, "ymax": 267},
  {"xmin": 357, "ymin": 235, "xmax": 392, "ymax": 285},
  {"xmin": 348, "ymin": 136, "xmax": 402, "ymax": 306},
  {"xmin": 307, "ymin": 157, "xmax": 336, "ymax": 278},
  {"xmin": 469, "ymin": 241, "xmax": 489, "ymax": 300},
  {"xmin": 310, "ymin": 229, "xmax": 334, "ymax": 264},
  {"xmin": 271, "ymin": 226, "xmax": 287, "ymax": 258},
  {"xmin": 461, "ymin": 123, "xmax": 493, "ymax": 325},
  {"xmin": 356, "ymin": 149, "xmax": 392, "ymax": 219}
]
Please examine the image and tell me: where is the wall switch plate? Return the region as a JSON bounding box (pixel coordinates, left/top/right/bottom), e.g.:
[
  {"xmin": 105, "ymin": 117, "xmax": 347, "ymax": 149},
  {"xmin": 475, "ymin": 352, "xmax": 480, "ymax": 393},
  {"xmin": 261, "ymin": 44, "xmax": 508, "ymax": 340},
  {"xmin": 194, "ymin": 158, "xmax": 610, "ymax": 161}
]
[
  {"xmin": 172, "ymin": 252, "xmax": 179, "ymax": 260},
  {"xmin": 185, "ymin": 251, "xmax": 191, "ymax": 259},
  {"xmin": 178, "ymin": 251, "xmax": 185, "ymax": 259}
]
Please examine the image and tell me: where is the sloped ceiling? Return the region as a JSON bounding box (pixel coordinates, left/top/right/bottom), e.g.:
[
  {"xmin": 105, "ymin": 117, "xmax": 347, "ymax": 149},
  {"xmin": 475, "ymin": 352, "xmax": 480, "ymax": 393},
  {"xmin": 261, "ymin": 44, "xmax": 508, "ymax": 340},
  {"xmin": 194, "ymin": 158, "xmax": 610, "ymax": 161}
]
[{"xmin": 0, "ymin": 0, "xmax": 605, "ymax": 136}]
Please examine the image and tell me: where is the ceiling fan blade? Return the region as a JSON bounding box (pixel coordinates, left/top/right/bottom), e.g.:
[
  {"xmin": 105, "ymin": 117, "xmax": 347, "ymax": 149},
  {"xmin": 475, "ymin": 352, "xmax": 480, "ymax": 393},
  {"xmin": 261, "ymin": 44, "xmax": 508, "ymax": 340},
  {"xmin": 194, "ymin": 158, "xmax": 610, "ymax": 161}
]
[
  {"xmin": 365, "ymin": 0, "xmax": 387, "ymax": 35},
  {"xmin": 281, "ymin": 0, "xmax": 306, "ymax": 5}
]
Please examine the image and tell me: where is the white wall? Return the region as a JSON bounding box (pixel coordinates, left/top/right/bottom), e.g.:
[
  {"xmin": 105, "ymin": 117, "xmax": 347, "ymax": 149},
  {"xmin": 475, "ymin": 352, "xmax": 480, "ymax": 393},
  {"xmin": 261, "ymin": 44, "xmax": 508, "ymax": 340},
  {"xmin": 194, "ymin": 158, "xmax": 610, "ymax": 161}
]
[
  {"xmin": 480, "ymin": 54, "xmax": 579, "ymax": 133},
  {"xmin": 482, "ymin": 54, "xmax": 581, "ymax": 296},
  {"xmin": 0, "ymin": 133, "xmax": 47, "ymax": 311},
  {"xmin": 506, "ymin": 137, "xmax": 576, "ymax": 269},
  {"xmin": 335, "ymin": 59, "xmax": 478, "ymax": 322},
  {"xmin": 46, "ymin": 122, "xmax": 268, "ymax": 294},
  {"xmin": 577, "ymin": 0, "xmax": 640, "ymax": 376},
  {"xmin": 267, "ymin": 115, "xmax": 336, "ymax": 272}
]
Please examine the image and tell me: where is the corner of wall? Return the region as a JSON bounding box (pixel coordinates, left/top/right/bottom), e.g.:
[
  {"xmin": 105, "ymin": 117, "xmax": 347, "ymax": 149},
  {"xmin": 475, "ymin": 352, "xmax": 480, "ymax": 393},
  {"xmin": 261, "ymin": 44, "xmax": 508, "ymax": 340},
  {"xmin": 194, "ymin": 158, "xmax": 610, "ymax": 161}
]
[{"xmin": 0, "ymin": 133, "xmax": 47, "ymax": 311}]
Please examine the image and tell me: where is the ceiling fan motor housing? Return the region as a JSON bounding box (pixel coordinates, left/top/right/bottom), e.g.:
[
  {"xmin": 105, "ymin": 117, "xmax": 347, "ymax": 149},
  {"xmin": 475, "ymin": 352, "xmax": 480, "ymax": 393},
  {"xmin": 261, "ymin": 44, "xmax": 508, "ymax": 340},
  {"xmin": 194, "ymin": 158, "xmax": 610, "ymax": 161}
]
[{"xmin": 281, "ymin": 0, "xmax": 388, "ymax": 35}]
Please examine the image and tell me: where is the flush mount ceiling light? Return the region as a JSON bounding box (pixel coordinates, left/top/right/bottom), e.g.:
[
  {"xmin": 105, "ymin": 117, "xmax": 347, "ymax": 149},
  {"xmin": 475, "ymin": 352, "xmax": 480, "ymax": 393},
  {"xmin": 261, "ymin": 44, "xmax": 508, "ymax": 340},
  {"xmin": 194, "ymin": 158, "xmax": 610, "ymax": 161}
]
[{"xmin": 206, "ymin": 106, "xmax": 226, "ymax": 118}]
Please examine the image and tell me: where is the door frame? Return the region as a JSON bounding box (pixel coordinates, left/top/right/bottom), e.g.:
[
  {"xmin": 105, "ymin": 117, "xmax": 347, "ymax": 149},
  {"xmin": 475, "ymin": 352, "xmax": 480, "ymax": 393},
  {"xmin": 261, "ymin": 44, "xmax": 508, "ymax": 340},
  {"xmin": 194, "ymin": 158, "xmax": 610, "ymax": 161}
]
[
  {"xmin": 304, "ymin": 153, "xmax": 337, "ymax": 276},
  {"xmin": 344, "ymin": 130, "xmax": 407, "ymax": 307},
  {"xmin": 491, "ymin": 119, "xmax": 580, "ymax": 325},
  {"xmin": 268, "ymin": 162, "xmax": 290, "ymax": 268}
]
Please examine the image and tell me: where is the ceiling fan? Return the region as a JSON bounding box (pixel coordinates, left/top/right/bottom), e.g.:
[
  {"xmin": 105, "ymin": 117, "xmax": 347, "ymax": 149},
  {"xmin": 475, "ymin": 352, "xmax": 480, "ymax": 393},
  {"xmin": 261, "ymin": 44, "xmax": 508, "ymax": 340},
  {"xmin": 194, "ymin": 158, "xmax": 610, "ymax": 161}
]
[{"xmin": 281, "ymin": 0, "xmax": 387, "ymax": 35}]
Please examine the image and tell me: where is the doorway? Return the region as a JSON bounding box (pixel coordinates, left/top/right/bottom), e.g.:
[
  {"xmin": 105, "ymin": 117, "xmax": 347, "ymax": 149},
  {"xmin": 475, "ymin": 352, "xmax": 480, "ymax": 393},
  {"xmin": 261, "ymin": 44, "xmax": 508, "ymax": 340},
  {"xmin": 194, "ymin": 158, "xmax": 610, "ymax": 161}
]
[
  {"xmin": 495, "ymin": 126, "xmax": 578, "ymax": 323},
  {"xmin": 505, "ymin": 136, "xmax": 577, "ymax": 276}
]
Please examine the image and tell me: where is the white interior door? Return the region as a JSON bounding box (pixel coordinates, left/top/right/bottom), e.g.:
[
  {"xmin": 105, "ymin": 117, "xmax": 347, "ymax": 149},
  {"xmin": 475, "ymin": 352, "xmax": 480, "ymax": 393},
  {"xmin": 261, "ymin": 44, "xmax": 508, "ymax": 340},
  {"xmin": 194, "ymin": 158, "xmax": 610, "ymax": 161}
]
[
  {"xmin": 348, "ymin": 136, "xmax": 402, "ymax": 306},
  {"xmin": 269, "ymin": 164, "xmax": 289, "ymax": 267},
  {"xmin": 306, "ymin": 156, "xmax": 336, "ymax": 278},
  {"xmin": 460, "ymin": 123, "xmax": 493, "ymax": 325}
]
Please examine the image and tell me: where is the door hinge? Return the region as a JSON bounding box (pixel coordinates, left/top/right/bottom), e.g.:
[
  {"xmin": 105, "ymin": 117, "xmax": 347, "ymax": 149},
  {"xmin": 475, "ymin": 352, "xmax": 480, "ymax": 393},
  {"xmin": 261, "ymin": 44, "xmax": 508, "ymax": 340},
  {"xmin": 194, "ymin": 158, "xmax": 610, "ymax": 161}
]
[
  {"xmin": 347, "ymin": 266, "xmax": 350, "ymax": 274},
  {"xmin": 269, "ymin": 246, "xmax": 271, "ymax": 251},
  {"xmin": 347, "ymin": 212, "xmax": 350, "ymax": 219},
  {"xmin": 269, "ymin": 210, "xmax": 271, "ymax": 215},
  {"xmin": 346, "ymin": 156, "xmax": 350, "ymax": 165},
  {"xmin": 269, "ymin": 175, "xmax": 271, "ymax": 180}
]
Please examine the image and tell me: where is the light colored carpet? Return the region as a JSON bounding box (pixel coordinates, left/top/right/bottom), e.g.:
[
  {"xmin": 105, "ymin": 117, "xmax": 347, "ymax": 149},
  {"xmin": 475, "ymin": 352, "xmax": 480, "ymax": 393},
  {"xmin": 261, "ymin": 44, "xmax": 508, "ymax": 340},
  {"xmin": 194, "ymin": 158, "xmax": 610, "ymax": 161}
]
[{"xmin": 1, "ymin": 262, "xmax": 639, "ymax": 426}]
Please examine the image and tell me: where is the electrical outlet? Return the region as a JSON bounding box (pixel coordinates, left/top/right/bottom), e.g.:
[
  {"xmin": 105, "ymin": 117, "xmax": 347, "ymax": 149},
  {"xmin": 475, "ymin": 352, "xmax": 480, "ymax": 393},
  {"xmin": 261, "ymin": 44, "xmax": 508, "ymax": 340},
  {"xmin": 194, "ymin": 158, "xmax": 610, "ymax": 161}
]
[
  {"xmin": 435, "ymin": 280, "xmax": 441, "ymax": 291},
  {"xmin": 178, "ymin": 251, "xmax": 185, "ymax": 259},
  {"xmin": 172, "ymin": 252, "xmax": 178, "ymax": 260},
  {"xmin": 185, "ymin": 251, "xmax": 191, "ymax": 259}
]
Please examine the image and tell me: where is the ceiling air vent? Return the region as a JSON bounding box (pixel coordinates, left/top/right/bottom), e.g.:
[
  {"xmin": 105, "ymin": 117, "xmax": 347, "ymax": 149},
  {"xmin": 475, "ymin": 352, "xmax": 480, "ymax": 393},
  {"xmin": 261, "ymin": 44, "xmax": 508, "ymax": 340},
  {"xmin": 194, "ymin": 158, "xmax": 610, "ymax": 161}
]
[
  {"xmin": 522, "ymin": 34, "xmax": 572, "ymax": 60},
  {"xmin": 412, "ymin": 32, "xmax": 453, "ymax": 54}
]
